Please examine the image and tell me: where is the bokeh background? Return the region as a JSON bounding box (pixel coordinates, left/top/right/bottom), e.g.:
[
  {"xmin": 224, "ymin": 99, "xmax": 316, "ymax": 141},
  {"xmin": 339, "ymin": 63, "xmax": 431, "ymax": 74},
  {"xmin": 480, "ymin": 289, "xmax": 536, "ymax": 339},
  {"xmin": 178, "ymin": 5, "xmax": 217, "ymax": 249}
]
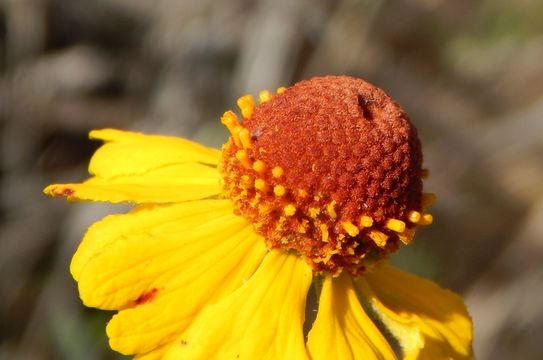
[{"xmin": 1, "ymin": 0, "xmax": 542, "ymax": 359}]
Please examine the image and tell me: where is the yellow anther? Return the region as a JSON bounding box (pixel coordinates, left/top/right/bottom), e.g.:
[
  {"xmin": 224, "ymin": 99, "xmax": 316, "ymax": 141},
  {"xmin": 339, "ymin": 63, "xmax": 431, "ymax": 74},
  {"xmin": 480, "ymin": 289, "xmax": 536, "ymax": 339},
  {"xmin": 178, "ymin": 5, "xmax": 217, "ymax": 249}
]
[
  {"xmin": 276, "ymin": 216, "xmax": 287, "ymax": 232},
  {"xmin": 254, "ymin": 178, "xmax": 268, "ymax": 192},
  {"xmin": 273, "ymin": 185, "xmax": 286, "ymax": 196},
  {"xmin": 422, "ymin": 168, "xmax": 429, "ymax": 178},
  {"xmin": 220, "ymin": 110, "xmax": 241, "ymax": 137},
  {"xmin": 276, "ymin": 86, "xmax": 286, "ymax": 94},
  {"xmin": 229, "ymin": 126, "xmax": 242, "ymax": 146},
  {"xmin": 342, "ymin": 221, "xmax": 360, "ymax": 237},
  {"xmin": 320, "ymin": 223, "xmax": 329, "ymax": 242},
  {"xmin": 359, "ymin": 215, "xmax": 374, "ymax": 228},
  {"xmin": 238, "ymin": 127, "xmax": 252, "ymax": 149},
  {"xmin": 258, "ymin": 90, "xmax": 271, "ymax": 104},
  {"xmin": 240, "ymin": 175, "xmax": 253, "ymax": 187},
  {"xmin": 248, "ymin": 193, "xmax": 257, "ymax": 206},
  {"xmin": 322, "ymin": 249, "xmax": 338, "ymax": 264},
  {"xmin": 272, "ymin": 166, "xmax": 284, "ymax": 178},
  {"xmin": 407, "ymin": 210, "xmax": 421, "ymax": 223},
  {"xmin": 297, "ymin": 220, "xmax": 309, "ymax": 234},
  {"xmin": 308, "ymin": 207, "xmax": 320, "ymax": 218},
  {"xmin": 421, "ymin": 193, "xmax": 437, "ymax": 208},
  {"xmin": 385, "ymin": 219, "xmax": 406, "ymax": 233},
  {"xmin": 368, "ymin": 230, "xmax": 389, "ymax": 248},
  {"xmin": 235, "ymin": 150, "xmax": 251, "ymax": 168},
  {"xmin": 418, "ymin": 213, "xmax": 433, "ymax": 226},
  {"xmin": 237, "ymin": 95, "xmax": 255, "ymax": 119},
  {"xmin": 258, "ymin": 203, "xmax": 273, "ymax": 216},
  {"xmin": 298, "ymin": 189, "xmax": 308, "ymax": 198},
  {"xmin": 326, "ymin": 200, "xmax": 337, "ymax": 219},
  {"xmin": 252, "ymin": 160, "xmax": 266, "ymax": 173},
  {"xmin": 284, "ymin": 204, "xmax": 296, "ymax": 216}
]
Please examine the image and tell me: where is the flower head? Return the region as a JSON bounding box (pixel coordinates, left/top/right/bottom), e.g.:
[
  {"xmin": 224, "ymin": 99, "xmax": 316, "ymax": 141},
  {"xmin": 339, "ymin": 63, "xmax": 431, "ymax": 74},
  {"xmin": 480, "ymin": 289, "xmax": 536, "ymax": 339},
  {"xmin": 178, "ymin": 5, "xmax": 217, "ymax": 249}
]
[
  {"xmin": 45, "ymin": 75, "xmax": 473, "ymax": 359},
  {"xmin": 222, "ymin": 76, "xmax": 428, "ymax": 276}
]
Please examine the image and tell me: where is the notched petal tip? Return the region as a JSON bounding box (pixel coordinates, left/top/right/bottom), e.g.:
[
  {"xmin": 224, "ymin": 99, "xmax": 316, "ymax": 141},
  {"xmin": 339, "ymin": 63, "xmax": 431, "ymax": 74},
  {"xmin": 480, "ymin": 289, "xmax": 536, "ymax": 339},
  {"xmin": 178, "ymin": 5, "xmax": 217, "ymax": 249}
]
[
  {"xmin": 358, "ymin": 265, "xmax": 474, "ymax": 360},
  {"xmin": 307, "ymin": 273, "xmax": 396, "ymax": 360}
]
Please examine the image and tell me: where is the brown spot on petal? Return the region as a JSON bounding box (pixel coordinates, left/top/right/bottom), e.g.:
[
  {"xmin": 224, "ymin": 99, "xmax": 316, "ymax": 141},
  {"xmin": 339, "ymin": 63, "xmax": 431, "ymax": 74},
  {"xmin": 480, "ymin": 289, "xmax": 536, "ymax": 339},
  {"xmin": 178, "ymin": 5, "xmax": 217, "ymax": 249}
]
[
  {"xmin": 55, "ymin": 187, "xmax": 75, "ymax": 196},
  {"xmin": 135, "ymin": 288, "xmax": 158, "ymax": 305}
]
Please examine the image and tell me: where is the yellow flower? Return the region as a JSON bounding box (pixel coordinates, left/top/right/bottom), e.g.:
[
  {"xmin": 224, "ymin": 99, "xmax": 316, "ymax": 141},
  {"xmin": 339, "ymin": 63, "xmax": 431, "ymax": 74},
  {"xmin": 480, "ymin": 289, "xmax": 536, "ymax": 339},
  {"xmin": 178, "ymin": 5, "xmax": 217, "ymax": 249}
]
[{"xmin": 45, "ymin": 76, "xmax": 473, "ymax": 359}]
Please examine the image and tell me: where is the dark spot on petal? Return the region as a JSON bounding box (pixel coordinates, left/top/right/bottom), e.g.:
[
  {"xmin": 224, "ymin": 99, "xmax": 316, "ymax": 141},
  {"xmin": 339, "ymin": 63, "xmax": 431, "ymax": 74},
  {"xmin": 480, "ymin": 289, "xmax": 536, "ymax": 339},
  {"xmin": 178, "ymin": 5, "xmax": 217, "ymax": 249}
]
[
  {"xmin": 56, "ymin": 188, "xmax": 74, "ymax": 196},
  {"xmin": 135, "ymin": 288, "xmax": 158, "ymax": 305}
]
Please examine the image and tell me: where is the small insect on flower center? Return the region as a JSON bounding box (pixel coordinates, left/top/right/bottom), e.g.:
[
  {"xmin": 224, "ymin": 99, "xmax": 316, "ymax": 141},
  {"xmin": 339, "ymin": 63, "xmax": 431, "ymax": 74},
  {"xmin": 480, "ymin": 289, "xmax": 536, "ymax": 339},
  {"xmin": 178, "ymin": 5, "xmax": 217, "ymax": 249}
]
[{"xmin": 220, "ymin": 76, "xmax": 434, "ymax": 276}]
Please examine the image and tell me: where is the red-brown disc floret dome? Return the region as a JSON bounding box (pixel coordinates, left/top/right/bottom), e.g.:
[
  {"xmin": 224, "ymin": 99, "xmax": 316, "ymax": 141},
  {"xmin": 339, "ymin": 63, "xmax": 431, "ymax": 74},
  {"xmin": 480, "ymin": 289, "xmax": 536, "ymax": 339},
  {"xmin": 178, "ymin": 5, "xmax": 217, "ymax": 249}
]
[{"xmin": 220, "ymin": 75, "xmax": 433, "ymax": 276}]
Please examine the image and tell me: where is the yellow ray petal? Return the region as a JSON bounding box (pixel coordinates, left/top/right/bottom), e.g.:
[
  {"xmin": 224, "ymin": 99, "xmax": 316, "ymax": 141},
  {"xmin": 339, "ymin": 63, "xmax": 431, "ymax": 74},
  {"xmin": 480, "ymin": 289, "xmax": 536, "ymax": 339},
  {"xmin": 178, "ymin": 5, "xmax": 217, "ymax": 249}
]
[
  {"xmin": 70, "ymin": 200, "xmax": 233, "ymax": 281},
  {"xmin": 88, "ymin": 129, "xmax": 220, "ymax": 178},
  {"xmin": 307, "ymin": 273, "xmax": 396, "ymax": 360},
  {"xmin": 134, "ymin": 343, "xmax": 169, "ymax": 360},
  {"xmin": 76, "ymin": 201, "xmax": 259, "ymax": 310},
  {"xmin": 45, "ymin": 162, "xmax": 221, "ymax": 204},
  {"xmin": 105, "ymin": 226, "xmax": 267, "ymax": 355},
  {"xmin": 356, "ymin": 265, "xmax": 474, "ymax": 360},
  {"xmin": 163, "ymin": 251, "xmax": 312, "ymax": 360}
]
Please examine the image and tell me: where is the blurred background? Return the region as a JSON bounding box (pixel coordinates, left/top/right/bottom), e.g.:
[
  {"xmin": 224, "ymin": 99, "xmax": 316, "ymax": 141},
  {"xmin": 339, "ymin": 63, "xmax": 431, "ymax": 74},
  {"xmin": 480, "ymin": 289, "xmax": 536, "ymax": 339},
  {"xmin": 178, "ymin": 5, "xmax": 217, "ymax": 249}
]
[{"xmin": 1, "ymin": 0, "xmax": 542, "ymax": 359}]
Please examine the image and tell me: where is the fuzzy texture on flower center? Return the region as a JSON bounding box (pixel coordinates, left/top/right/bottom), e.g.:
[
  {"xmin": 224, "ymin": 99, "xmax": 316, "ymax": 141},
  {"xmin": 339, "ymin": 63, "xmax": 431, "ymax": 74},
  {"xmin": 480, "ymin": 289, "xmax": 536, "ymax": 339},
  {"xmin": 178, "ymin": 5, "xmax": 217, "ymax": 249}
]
[{"xmin": 220, "ymin": 75, "xmax": 431, "ymax": 276}]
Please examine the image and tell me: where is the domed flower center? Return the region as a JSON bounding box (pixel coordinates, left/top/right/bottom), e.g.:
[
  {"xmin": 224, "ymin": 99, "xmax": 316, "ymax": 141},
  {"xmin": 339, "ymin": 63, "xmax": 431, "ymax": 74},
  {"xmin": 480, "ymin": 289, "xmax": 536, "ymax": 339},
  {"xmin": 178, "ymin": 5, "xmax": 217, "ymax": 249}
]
[{"xmin": 219, "ymin": 76, "xmax": 434, "ymax": 276}]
